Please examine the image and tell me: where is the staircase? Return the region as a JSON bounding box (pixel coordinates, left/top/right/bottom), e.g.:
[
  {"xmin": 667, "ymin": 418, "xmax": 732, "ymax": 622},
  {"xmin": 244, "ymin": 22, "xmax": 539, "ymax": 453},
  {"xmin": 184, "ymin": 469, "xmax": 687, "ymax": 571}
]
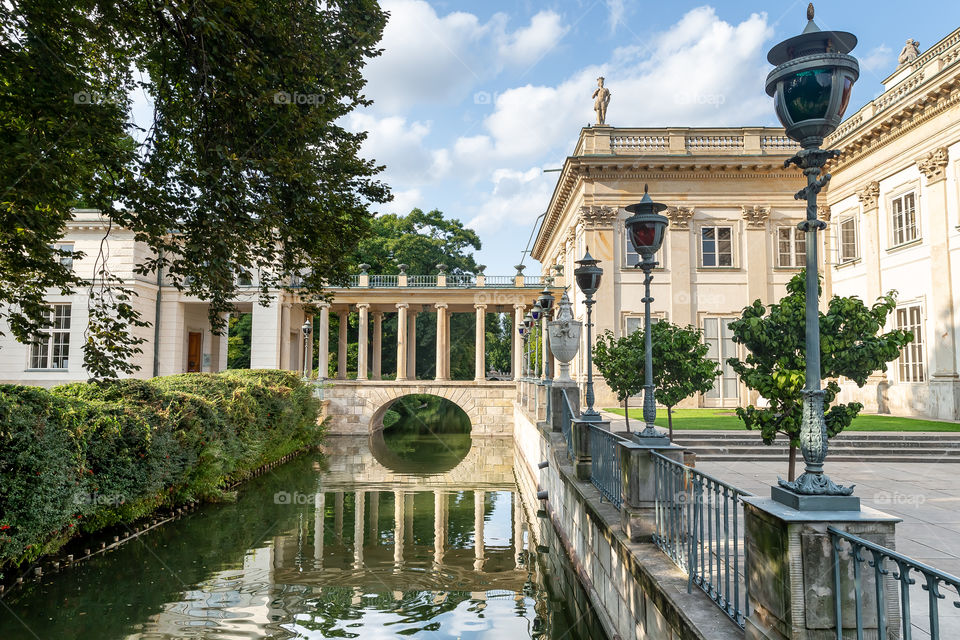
[{"xmin": 671, "ymin": 431, "xmax": 960, "ymax": 463}]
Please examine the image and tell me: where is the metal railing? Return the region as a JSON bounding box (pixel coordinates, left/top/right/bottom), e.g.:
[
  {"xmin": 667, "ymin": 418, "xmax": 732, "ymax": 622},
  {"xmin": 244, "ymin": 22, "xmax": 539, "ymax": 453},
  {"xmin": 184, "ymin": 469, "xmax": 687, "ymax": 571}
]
[
  {"xmin": 369, "ymin": 274, "xmax": 398, "ymax": 287},
  {"xmin": 485, "ymin": 275, "xmax": 515, "ymax": 286},
  {"xmin": 446, "ymin": 274, "xmax": 474, "ymax": 287},
  {"xmin": 348, "ymin": 275, "xmax": 360, "ymax": 287},
  {"xmin": 407, "ymin": 275, "xmax": 437, "ymax": 287},
  {"xmin": 829, "ymin": 526, "xmax": 960, "ymax": 640},
  {"xmin": 652, "ymin": 451, "xmax": 752, "ymax": 630},
  {"xmin": 589, "ymin": 426, "xmax": 623, "ymax": 509}
]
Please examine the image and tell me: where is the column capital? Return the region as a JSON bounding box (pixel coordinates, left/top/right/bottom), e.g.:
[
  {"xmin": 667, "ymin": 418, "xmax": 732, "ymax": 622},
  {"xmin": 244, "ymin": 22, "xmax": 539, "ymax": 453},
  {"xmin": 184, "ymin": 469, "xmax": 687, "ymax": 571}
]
[
  {"xmin": 513, "ymin": 303, "xmax": 526, "ymax": 310},
  {"xmin": 664, "ymin": 205, "xmax": 695, "ymax": 229},
  {"xmin": 435, "ymin": 302, "xmax": 448, "ymax": 310},
  {"xmin": 917, "ymin": 146, "xmax": 949, "ymax": 184},
  {"xmin": 741, "ymin": 204, "xmax": 770, "ymax": 229},
  {"xmin": 857, "ymin": 180, "xmax": 880, "ymax": 209},
  {"xmin": 817, "ymin": 204, "xmax": 832, "ymax": 221},
  {"xmin": 356, "ymin": 302, "xmax": 370, "ymax": 310},
  {"xmin": 474, "ymin": 303, "xmax": 487, "ymax": 311},
  {"xmin": 395, "ymin": 302, "xmax": 409, "ymax": 310},
  {"xmin": 318, "ymin": 301, "xmax": 331, "ymax": 309}
]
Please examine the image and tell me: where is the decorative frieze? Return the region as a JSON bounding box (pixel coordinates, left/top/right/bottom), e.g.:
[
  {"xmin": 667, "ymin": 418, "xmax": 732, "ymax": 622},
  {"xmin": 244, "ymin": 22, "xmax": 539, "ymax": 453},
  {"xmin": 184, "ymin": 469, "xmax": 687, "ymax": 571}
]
[
  {"xmin": 579, "ymin": 205, "xmax": 618, "ymax": 229},
  {"xmin": 917, "ymin": 146, "xmax": 950, "ymax": 183},
  {"xmin": 857, "ymin": 181, "xmax": 881, "ymax": 210},
  {"xmin": 663, "ymin": 206, "xmax": 695, "ymax": 228},
  {"xmin": 741, "ymin": 205, "xmax": 771, "ymax": 229}
]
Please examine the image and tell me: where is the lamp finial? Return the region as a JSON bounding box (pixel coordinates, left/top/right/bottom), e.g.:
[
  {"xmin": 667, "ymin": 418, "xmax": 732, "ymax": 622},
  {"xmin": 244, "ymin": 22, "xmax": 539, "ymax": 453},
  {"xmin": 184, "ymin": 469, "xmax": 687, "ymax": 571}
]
[{"xmin": 807, "ymin": 3, "xmax": 814, "ymax": 21}]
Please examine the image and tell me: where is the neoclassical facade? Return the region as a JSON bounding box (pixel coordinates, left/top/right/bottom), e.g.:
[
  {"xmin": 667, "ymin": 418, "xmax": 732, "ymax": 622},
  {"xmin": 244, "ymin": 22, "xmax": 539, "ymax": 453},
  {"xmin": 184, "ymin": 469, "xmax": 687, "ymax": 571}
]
[
  {"xmin": 532, "ymin": 127, "xmax": 807, "ymax": 408},
  {"xmin": 823, "ymin": 27, "xmax": 960, "ymax": 420}
]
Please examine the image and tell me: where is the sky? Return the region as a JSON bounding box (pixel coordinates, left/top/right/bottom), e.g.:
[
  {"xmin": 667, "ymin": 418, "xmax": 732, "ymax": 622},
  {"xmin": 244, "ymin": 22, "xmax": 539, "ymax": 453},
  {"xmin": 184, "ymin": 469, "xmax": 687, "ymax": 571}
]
[{"xmin": 349, "ymin": 0, "xmax": 960, "ymax": 275}]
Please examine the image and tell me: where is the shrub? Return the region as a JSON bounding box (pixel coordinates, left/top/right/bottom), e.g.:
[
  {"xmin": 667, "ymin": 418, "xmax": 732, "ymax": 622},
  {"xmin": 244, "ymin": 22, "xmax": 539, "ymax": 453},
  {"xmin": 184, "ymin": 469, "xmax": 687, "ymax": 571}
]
[{"xmin": 0, "ymin": 370, "xmax": 321, "ymax": 572}]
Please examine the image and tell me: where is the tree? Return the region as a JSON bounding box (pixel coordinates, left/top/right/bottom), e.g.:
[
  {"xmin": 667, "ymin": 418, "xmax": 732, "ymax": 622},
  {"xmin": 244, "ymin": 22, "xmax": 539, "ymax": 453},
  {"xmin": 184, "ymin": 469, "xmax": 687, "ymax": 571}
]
[
  {"xmin": 728, "ymin": 271, "xmax": 913, "ymax": 480},
  {"xmin": 1, "ymin": 0, "xmax": 389, "ymax": 378},
  {"xmin": 227, "ymin": 314, "xmax": 252, "ymax": 369},
  {"xmin": 594, "ymin": 322, "xmax": 720, "ymax": 436}
]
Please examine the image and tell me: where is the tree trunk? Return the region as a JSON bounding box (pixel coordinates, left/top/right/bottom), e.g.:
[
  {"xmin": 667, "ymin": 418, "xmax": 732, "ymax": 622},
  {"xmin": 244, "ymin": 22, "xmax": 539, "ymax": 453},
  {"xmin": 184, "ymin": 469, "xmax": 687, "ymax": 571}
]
[
  {"xmin": 788, "ymin": 444, "xmax": 797, "ymax": 482},
  {"xmin": 624, "ymin": 397, "xmax": 631, "ymax": 432},
  {"xmin": 667, "ymin": 406, "xmax": 674, "ymax": 441}
]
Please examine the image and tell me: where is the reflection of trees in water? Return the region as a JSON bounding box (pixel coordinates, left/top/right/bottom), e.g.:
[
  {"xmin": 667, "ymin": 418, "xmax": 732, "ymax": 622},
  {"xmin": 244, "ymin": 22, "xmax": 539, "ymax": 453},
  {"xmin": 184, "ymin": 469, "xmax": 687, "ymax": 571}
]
[
  {"xmin": 384, "ymin": 394, "xmax": 470, "ymax": 434},
  {"xmin": 380, "ymin": 395, "xmax": 472, "ymax": 472}
]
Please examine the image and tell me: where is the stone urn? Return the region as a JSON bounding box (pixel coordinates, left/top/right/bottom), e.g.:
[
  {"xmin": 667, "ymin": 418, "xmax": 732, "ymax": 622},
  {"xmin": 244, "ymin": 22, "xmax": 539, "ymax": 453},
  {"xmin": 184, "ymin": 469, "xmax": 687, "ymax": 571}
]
[{"xmin": 547, "ymin": 291, "xmax": 581, "ymax": 383}]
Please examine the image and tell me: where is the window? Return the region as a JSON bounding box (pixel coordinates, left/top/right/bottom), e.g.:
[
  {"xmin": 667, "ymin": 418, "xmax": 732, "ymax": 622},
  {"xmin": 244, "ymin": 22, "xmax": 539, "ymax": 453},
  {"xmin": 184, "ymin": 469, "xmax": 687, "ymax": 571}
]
[
  {"xmin": 896, "ymin": 304, "xmax": 924, "ymax": 382},
  {"xmin": 700, "ymin": 226, "xmax": 733, "ymax": 267},
  {"xmin": 56, "ymin": 243, "xmax": 74, "ymax": 269},
  {"xmin": 625, "ymin": 316, "xmax": 659, "ymax": 335},
  {"xmin": 703, "ymin": 317, "xmax": 739, "ymax": 406},
  {"xmin": 838, "ymin": 218, "xmax": 858, "ymax": 263},
  {"xmin": 890, "ymin": 191, "xmax": 918, "ymax": 247},
  {"xmin": 29, "ymin": 304, "xmax": 71, "ymax": 369},
  {"xmin": 777, "ymin": 226, "xmax": 806, "ymax": 268}
]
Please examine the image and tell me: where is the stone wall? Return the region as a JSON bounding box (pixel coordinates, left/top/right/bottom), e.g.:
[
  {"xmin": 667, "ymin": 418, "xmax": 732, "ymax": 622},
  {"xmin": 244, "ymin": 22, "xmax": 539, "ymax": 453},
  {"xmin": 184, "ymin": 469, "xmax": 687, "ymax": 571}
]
[
  {"xmin": 513, "ymin": 406, "xmax": 742, "ymax": 640},
  {"xmin": 323, "ymin": 380, "xmax": 515, "ymax": 436}
]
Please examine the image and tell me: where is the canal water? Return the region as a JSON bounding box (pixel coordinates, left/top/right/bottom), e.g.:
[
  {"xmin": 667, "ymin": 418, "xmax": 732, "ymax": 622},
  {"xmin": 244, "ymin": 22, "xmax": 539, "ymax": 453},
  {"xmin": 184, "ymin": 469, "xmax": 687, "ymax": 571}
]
[{"xmin": 0, "ymin": 402, "xmax": 603, "ymax": 639}]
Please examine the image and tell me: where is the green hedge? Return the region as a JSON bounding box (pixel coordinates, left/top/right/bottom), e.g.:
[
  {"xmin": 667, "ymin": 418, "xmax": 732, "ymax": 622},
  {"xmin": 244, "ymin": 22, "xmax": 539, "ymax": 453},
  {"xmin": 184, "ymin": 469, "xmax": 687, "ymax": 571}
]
[{"xmin": 0, "ymin": 369, "xmax": 322, "ymax": 572}]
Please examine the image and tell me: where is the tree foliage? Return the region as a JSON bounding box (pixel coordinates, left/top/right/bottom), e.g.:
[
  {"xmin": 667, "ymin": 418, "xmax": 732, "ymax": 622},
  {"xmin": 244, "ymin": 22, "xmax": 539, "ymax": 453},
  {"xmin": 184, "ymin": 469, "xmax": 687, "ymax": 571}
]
[
  {"xmin": 594, "ymin": 322, "xmax": 719, "ymax": 435},
  {"xmin": 728, "ymin": 271, "xmax": 913, "ymax": 476},
  {"xmin": 1, "ymin": 0, "xmax": 389, "ymax": 378},
  {"xmin": 355, "ymin": 208, "xmax": 481, "ymax": 275}
]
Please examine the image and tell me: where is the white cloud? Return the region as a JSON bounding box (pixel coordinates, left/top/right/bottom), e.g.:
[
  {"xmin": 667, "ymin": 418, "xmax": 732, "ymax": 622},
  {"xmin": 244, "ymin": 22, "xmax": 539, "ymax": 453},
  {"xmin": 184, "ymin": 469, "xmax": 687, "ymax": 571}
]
[
  {"xmin": 606, "ymin": 0, "xmax": 626, "ymax": 33},
  {"xmin": 466, "ymin": 167, "xmax": 552, "ymax": 233},
  {"xmin": 498, "ymin": 11, "xmax": 569, "ymax": 67},
  {"xmin": 363, "ymin": 2, "xmax": 570, "ymax": 112},
  {"xmin": 381, "ymin": 188, "xmax": 422, "ymax": 216},
  {"xmin": 347, "ymin": 112, "xmax": 449, "ymax": 184},
  {"xmin": 859, "ymin": 44, "xmax": 894, "ymax": 74}
]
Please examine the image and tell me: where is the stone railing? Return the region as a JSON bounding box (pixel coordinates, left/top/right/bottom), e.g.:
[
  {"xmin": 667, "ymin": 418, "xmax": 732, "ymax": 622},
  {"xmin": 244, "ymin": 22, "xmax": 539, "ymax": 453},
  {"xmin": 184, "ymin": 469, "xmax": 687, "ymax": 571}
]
[
  {"xmin": 339, "ymin": 273, "xmax": 565, "ymax": 289},
  {"xmin": 581, "ymin": 127, "xmax": 800, "ymax": 156}
]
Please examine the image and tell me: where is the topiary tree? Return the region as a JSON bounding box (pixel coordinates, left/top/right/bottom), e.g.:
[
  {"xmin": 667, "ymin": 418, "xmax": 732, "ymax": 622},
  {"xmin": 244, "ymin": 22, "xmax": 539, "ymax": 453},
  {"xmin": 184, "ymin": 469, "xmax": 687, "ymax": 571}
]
[
  {"xmin": 728, "ymin": 270, "xmax": 913, "ymax": 480},
  {"xmin": 593, "ymin": 322, "xmax": 719, "ymax": 437}
]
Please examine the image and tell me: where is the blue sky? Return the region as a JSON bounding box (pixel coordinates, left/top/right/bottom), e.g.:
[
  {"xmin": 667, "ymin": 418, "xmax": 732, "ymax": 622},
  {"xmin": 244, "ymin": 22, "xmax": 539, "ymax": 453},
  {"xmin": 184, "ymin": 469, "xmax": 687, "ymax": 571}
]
[{"xmin": 351, "ymin": 1, "xmax": 960, "ymax": 276}]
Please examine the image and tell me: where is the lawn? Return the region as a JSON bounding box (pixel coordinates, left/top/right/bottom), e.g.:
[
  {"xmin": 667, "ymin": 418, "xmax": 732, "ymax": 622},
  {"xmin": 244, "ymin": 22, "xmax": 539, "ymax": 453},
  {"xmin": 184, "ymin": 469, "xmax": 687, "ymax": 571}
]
[{"xmin": 603, "ymin": 408, "xmax": 960, "ymax": 432}]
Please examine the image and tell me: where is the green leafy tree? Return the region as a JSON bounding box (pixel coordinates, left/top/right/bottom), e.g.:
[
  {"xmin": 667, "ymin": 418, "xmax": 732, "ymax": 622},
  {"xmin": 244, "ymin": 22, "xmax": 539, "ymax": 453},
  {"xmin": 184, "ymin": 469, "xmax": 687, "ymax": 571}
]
[
  {"xmin": 1, "ymin": 0, "xmax": 389, "ymax": 378},
  {"xmin": 227, "ymin": 314, "xmax": 252, "ymax": 369},
  {"xmin": 728, "ymin": 271, "xmax": 913, "ymax": 480},
  {"xmin": 594, "ymin": 322, "xmax": 719, "ymax": 436}
]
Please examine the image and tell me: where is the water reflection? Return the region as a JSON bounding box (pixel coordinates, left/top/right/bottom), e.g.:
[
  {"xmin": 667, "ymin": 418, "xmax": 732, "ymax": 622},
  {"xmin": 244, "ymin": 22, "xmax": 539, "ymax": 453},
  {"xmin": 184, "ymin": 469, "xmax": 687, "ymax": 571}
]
[{"xmin": 0, "ymin": 433, "xmax": 592, "ymax": 639}]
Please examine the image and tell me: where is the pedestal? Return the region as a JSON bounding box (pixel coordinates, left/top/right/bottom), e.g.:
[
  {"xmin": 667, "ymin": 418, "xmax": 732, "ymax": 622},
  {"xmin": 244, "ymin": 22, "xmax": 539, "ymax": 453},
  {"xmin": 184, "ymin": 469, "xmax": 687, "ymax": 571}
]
[
  {"xmin": 550, "ymin": 382, "xmax": 579, "ymax": 433},
  {"xmin": 618, "ymin": 441, "xmax": 684, "ymax": 542},
  {"xmin": 570, "ymin": 418, "xmax": 608, "ymax": 481},
  {"xmin": 743, "ymin": 497, "xmax": 900, "ymax": 640}
]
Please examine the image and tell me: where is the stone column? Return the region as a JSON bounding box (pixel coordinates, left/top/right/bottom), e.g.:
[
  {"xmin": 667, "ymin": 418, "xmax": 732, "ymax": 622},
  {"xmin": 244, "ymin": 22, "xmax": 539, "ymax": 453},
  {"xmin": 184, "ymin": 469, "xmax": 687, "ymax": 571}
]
[
  {"xmin": 334, "ymin": 491, "xmax": 344, "ymax": 540},
  {"xmin": 433, "ymin": 490, "xmax": 447, "ymax": 566},
  {"xmin": 474, "ymin": 304, "xmax": 487, "ymax": 381},
  {"xmin": 356, "ymin": 303, "xmax": 369, "ymax": 381},
  {"xmin": 393, "ymin": 490, "xmax": 404, "ymax": 569},
  {"xmin": 317, "ymin": 304, "xmax": 330, "ymax": 379},
  {"xmin": 314, "ymin": 492, "xmax": 325, "ymax": 566},
  {"xmin": 743, "ymin": 205, "xmax": 771, "ymax": 305},
  {"xmin": 250, "ymin": 299, "xmax": 281, "ymax": 369},
  {"xmin": 353, "ymin": 490, "xmax": 365, "ymax": 569},
  {"xmin": 279, "ymin": 301, "xmax": 292, "ymax": 370},
  {"xmin": 743, "ymin": 499, "xmax": 900, "ymax": 640},
  {"xmin": 404, "ymin": 493, "xmax": 414, "ymax": 549},
  {"xmin": 395, "ymin": 303, "xmax": 408, "ymax": 381},
  {"xmin": 435, "ymin": 303, "xmax": 449, "ymax": 381},
  {"xmin": 918, "ymin": 148, "xmax": 958, "ymax": 383},
  {"xmin": 368, "ymin": 490, "xmax": 379, "ymax": 546},
  {"xmin": 513, "ymin": 304, "xmax": 525, "ymax": 380},
  {"xmin": 473, "ymin": 490, "xmax": 485, "ymax": 572},
  {"xmin": 408, "ymin": 310, "xmax": 417, "ymax": 380},
  {"xmin": 337, "ymin": 311, "xmax": 348, "ymax": 379},
  {"xmin": 372, "ymin": 311, "xmax": 383, "ymax": 380}
]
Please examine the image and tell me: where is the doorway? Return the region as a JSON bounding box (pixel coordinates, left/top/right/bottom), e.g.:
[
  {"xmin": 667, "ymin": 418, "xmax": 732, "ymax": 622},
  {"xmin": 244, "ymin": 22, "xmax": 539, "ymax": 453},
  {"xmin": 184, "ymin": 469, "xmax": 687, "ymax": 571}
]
[{"xmin": 187, "ymin": 332, "xmax": 203, "ymax": 372}]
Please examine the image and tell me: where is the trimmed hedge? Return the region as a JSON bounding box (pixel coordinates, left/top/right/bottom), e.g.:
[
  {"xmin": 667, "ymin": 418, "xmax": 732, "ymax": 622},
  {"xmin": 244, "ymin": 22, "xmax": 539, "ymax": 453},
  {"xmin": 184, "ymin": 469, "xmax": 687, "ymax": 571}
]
[{"xmin": 0, "ymin": 370, "xmax": 322, "ymax": 573}]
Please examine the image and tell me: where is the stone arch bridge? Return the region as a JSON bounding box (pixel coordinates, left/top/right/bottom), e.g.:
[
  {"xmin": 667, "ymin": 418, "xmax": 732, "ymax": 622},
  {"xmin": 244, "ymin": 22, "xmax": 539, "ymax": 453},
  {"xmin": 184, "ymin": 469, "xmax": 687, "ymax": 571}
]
[{"xmin": 323, "ymin": 380, "xmax": 516, "ymax": 436}]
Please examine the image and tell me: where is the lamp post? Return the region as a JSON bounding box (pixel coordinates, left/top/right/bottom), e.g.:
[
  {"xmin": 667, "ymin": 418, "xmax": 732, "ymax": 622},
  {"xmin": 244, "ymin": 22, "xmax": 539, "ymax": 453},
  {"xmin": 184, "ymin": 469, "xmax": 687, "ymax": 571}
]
[
  {"xmin": 574, "ymin": 251, "xmax": 603, "ymax": 422},
  {"xmin": 625, "ymin": 186, "xmax": 670, "ymax": 440},
  {"xmin": 523, "ymin": 312, "xmax": 534, "ymax": 377},
  {"xmin": 517, "ymin": 320, "xmax": 527, "ymax": 378},
  {"xmin": 538, "ymin": 285, "xmax": 556, "ymax": 380},
  {"xmin": 766, "ymin": 4, "xmax": 858, "ymax": 498},
  {"xmin": 531, "ymin": 301, "xmax": 543, "ymax": 377},
  {"xmin": 301, "ymin": 319, "xmax": 313, "ymax": 379}
]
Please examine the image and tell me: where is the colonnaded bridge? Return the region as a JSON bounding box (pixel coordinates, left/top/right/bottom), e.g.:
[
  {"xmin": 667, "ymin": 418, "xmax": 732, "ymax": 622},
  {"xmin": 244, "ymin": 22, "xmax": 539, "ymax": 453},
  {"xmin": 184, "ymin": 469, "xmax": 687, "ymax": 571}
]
[{"xmin": 313, "ymin": 270, "xmax": 561, "ymax": 435}]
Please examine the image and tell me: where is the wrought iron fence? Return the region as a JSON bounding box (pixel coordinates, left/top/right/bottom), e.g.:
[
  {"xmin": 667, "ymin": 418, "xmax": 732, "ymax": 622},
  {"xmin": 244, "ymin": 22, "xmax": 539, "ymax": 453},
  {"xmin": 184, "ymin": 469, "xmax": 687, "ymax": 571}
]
[
  {"xmin": 485, "ymin": 275, "xmax": 515, "ymax": 287},
  {"xmin": 446, "ymin": 274, "xmax": 474, "ymax": 287},
  {"xmin": 829, "ymin": 526, "xmax": 960, "ymax": 640},
  {"xmin": 652, "ymin": 451, "xmax": 752, "ymax": 630},
  {"xmin": 589, "ymin": 426, "xmax": 622, "ymax": 509},
  {"xmin": 407, "ymin": 275, "xmax": 437, "ymax": 287},
  {"xmin": 368, "ymin": 274, "xmax": 398, "ymax": 287}
]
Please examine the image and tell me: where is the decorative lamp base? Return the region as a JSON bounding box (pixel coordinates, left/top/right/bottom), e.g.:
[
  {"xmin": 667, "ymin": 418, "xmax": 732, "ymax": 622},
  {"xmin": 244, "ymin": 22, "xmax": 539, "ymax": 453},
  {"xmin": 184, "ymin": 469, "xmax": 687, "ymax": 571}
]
[{"xmin": 771, "ymin": 485, "xmax": 860, "ymax": 512}]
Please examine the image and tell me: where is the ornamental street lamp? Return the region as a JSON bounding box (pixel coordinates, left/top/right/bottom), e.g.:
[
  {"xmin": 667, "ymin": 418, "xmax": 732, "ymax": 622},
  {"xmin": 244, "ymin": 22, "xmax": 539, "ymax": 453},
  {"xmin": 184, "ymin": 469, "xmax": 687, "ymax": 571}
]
[
  {"xmin": 574, "ymin": 250, "xmax": 603, "ymax": 422},
  {"xmin": 531, "ymin": 301, "xmax": 543, "ymax": 377},
  {"xmin": 517, "ymin": 320, "xmax": 528, "ymax": 378},
  {"xmin": 523, "ymin": 312, "xmax": 534, "ymax": 377},
  {"xmin": 301, "ymin": 319, "xmax": 313, "ymax": 379},
  {"xmin": 625, "ymin": 185, "xmax": 669, "ymax": 440},
  {"xmin": 766, "ymin": 3, "xmax": 858, "ymax": 499}
]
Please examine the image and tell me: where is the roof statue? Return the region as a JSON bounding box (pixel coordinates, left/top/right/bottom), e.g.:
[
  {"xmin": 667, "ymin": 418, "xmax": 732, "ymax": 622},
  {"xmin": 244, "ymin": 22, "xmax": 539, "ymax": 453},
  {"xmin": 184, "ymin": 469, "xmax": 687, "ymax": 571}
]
[
  {"xmin": 592, "ymin": 76, "xmax": 610, "ymax": 126},
  {"xmin": 898, "ymin": 39, "xmax": 920, "ymax": 65}
]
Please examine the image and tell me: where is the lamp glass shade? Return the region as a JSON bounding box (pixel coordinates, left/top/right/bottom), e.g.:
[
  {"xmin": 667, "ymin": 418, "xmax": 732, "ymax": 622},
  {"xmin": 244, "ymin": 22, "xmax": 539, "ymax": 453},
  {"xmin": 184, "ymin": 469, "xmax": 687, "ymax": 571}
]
[
  {"xmin": 625, "ymin": 216, "xmax": 667, "ymax": 258},
  {"xmin": 781, "ymin": 68, "xmax": 832, "ymax": 122}
]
